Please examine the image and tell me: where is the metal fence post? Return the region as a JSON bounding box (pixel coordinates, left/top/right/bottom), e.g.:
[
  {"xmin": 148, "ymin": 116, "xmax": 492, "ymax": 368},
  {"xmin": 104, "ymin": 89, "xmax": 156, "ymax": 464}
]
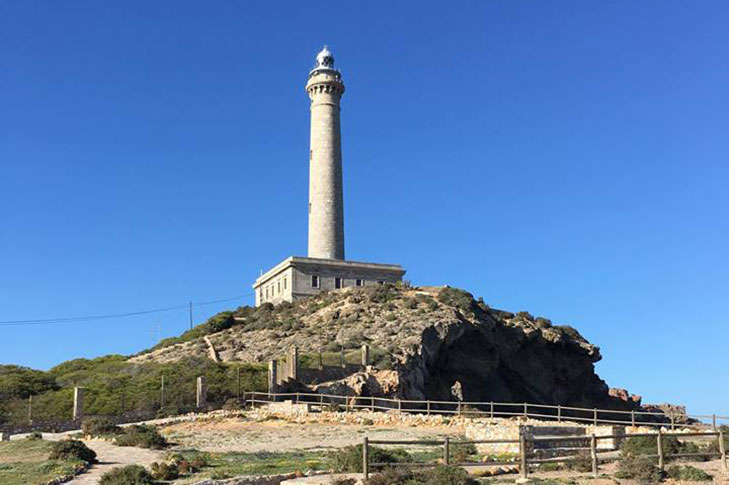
[
  {"xmin": 557, "ymin": 404, "xmax": 561, "ymax": 423},
  {"xmin": 670, "ymin": 414, "xmax": 675, "ymax": 430},
  {"xmin": 657, "ymin": 428, "xmax": 665, "ymax": 471},
  {"xmin": 458, "ymin": 401, "xmax": 462, "ymax": 416},
  {"xmin": 490, "ymin": 401, "xmax": 494, "ymax": 419},
  {"xmin": 427, "ymin": 400, "xmax": 431, "ymax": 416},
  {"xmin": 719, "ymin": 430, "xmax": 727, "ymax": 471},
  {"xmin": 631, "ymin": 410, "xmax": 636, "ymax": 427},
  {"xmin": 593, "ymin": 408, "xmax": 598, "ymax": 426},
  {"xmin": 590, "ymin": 433, "xmax": 598, "ymax": 476},
  {"xmin": 444, "ymin": 436, "xmax": 450, "ymax": 465},
  {"xmin": 523, "ymin": 402, "xmax": 528, "ymax": 418},
  {"xmin": 519, "ymin": 433, "xmax": 528, "ymax": 479},
  {"xmin": 371, "ymin": 396, "xmax": 375, "ymax": 412},
  {"xmin": 363, "ymin": 436, "xmax": 369, "ymax": 480}
]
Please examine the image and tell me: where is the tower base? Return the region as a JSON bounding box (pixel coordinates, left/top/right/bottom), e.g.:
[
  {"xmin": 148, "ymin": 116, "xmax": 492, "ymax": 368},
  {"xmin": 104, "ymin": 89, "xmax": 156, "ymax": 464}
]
[{"xmin": 253, "ymin": 256, "xmax": 406, "ymax": 306}]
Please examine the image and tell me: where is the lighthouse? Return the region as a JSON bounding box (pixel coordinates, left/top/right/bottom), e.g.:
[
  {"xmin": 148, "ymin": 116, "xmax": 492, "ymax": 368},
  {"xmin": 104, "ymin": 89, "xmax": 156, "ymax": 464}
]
[
  {"xmin": 306, "ymin": 47, "xmax": 346, "ymax": 260},
  {"xmin": 253, "ymin": 47, "xmax": 405, "ymax": 306}
]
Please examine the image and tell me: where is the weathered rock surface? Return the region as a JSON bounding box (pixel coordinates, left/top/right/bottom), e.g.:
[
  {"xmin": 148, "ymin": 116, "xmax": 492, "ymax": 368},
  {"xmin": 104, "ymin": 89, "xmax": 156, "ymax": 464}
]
[{"xmin": 132, "ymin": 285, "xmax": 639, "ymax": 411}]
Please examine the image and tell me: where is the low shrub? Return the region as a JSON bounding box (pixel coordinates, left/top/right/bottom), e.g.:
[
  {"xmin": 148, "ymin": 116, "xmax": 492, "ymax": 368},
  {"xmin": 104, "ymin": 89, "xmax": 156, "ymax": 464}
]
[
  {"xmin": 115, "ymin": 424, "xmax": 167, "ymax": 449},
  {"xmin": 82, "ymin": 417, "xmax": 120, "ymax": 436},
  {"xmin": 615, "ymin": 455, "xmax": 664, "ymax": 482},
  {"xmin": 26, "ymin": 431, "xmax": 43, "ymax": 440},
  {"xmin": 49, "ymin": 440, "xmax": 97, "ymax": 463},
  {"xmin": 329, "ymin": 445, "xmax": 411, "ymax": 473},
  {"xmin": 150, "ymin": 461, "xmax": 179, "ymax": 480},
  {"xmin": 99, "ymin": 465, "xmax": 154, "ymax": 485},
  {"xmin": 666, "ymin": 465, "xmax": 712, "ymax": 481},
  {"xmin": 451, "ymin": 442, "xmax": 478, "ymax": 463},
  {"xmin": 437, "ymin": 287, "xmax": 474, "ymax": 311}
]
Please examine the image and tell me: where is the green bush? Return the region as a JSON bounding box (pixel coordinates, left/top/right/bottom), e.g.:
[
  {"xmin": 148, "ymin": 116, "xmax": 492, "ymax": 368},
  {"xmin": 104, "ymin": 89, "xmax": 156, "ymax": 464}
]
[
  {"xmin": 116, "ymin": 425, "xmax": 167, "ymax": 449},
  {"xmin": 329, "ymin": 445, "xmax": 411, "ymax": 473},
  {"xmin": 437, "ymin": 287, "xmax": 474, "ymax": 311},
  {"xmin": 666, "ymin": 465, "xmax": 712, "ymax": 481},
  {"xmin": 615, "ymin": 455, "xmax": 664, "ymax": 482},
  {"xmin": 82, "ymin": 417, "xmax": 120, "ymax": 436},
  {"xmin": 451, "ymin": 442, "xmax": 478, "ymax": 463},
  {"xmin": 99, "ymin": 465, "xmax": 154, "ymax": 485},
  {"xmin": 26, "ymin": 431, "xmax": 43, "ymax": 440},
  {"xmin": 150, "ymin": 461, "xmax": 179, "ymax": 480},
  {"xmin": 49, "ymin": 440, "xmax": 97, "ymax": 463}
]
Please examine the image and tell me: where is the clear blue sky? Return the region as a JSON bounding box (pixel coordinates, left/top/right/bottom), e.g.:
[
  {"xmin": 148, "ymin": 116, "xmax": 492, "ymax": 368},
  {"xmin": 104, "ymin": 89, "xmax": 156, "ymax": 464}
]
[{"xmin": 1, "ymin": 1, "xmax": 727, "ymax": 415}]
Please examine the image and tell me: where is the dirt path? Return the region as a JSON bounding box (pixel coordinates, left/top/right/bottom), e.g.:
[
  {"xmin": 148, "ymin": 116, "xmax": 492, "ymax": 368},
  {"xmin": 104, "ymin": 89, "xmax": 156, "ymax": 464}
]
[
  {"xmin": 47, "ymin": 437, "xmax": 163, "ymax": 485},
  {"xmin": 161, "ymin": 418, "xmax": 458, "ymax": 453}
]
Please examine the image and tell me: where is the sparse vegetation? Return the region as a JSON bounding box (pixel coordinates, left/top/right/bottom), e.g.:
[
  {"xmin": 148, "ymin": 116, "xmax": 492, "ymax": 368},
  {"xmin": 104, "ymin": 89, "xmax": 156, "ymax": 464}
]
[
  {"xmin": 329, "ymin": 444, "xmax": 411, "ymax": 473},
  {"xmin": 615, "ymin": 455, "xmax": 665, "ymax": 482},
  {"xmin": 99, "ymin": 464, "xmax": 154, "ymax": 485},
  {"xmin": 437, "ymin": 287, "xmax": 474, "ymax": 311},
  {"xmin": 82, "ymin": 416, "xmax": 120, "ymax": 436},
  {"xmin": 115, "ymin": 424, "xmax": 167, "ymax": 449},
  {"xmin": 49, "ymin": 439, "xmax": 97, "ymax": 463},
  {"xmin": 666, "ymin": 464, "xmax": 712, "ymax": 481},
  {"xmin": 0, "ymin": 437, "xmax": 88, "ymax": 484},
  {"xmin": 365, "ymin": 465, "xmax": 477, "ymax": 485}
]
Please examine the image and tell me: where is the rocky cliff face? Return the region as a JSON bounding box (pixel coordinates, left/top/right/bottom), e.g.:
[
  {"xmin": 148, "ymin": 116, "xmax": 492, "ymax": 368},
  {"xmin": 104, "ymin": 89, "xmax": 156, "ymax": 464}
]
[{"xmin": 132, "ymin": 284, "xmax": 636, "ymax": 411}]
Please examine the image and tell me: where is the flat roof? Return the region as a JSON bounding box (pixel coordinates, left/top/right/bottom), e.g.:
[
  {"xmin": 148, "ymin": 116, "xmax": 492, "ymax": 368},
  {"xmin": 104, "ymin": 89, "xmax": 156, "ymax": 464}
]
[{"xmin": 253, "ymin": 256, "xmax": 405, "ymax": 287}]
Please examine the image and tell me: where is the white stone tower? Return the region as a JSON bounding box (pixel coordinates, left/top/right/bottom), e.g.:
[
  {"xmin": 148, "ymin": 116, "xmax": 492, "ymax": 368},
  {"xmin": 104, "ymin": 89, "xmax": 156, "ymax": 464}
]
[
  {"xmin": 306, "ymin": 46, "xmax": 345, "ymax": 260},
  {"xmin": 252, "ymin": 47, "xmax": 405, "ymax": 306}
]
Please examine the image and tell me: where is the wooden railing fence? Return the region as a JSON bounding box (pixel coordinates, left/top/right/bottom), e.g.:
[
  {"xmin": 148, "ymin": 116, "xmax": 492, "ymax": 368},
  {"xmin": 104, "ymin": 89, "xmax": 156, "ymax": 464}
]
[
  {"xmin": 361, "ymin": 430, "xmax": 728, "ymax": 480},
  {"xmin": 244, "ymin": 391, "xmax": 729, "ymax": 430}
]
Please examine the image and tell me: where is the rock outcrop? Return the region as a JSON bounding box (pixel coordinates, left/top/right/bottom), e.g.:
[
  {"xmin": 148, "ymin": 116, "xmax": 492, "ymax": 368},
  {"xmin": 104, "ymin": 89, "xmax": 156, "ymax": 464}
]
[{"xmin": 132, "ymin": 284, "xmax": 641, "ymax": 412}]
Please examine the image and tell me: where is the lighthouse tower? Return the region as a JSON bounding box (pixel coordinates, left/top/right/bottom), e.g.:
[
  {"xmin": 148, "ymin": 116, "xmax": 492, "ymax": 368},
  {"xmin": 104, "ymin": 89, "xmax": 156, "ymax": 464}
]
[
  {"xmin": 306, "ymin": 47, "xmax": 345, "ymax": 260},
  {"xmin": 252, "ymin": 47, "xmax": 405, "ymax": 306}
]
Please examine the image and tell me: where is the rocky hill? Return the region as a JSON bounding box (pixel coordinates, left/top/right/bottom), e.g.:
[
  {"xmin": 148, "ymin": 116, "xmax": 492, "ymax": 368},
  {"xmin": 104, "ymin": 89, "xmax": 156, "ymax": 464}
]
[{"xmin": 132, "ymin": 284, "xmax": 637, "ymax": 411}]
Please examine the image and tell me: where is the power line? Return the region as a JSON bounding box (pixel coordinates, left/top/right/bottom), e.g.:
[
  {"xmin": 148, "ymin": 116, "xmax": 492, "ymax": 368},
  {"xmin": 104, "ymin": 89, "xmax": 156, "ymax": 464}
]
[{"xmin": 0, "ymin": 294, "xmax": 253, "ymax": 326}]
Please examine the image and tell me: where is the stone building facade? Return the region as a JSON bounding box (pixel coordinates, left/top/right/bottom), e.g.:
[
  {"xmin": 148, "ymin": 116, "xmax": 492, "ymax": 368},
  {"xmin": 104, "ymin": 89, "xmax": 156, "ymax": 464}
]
[
  {"xmin": 254, "ymin": 257, "xmax": 406, "ymax": 306},
  {"xmin": 253, "ymin": 48, "xmax": 405, "ymax": 306}
]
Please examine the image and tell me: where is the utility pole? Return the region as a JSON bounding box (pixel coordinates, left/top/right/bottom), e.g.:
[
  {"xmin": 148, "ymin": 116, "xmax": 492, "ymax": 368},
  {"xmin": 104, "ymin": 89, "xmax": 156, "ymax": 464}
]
[{"xmin": 189, "ymin": 301, "xmax": 193, "ymax": 330}]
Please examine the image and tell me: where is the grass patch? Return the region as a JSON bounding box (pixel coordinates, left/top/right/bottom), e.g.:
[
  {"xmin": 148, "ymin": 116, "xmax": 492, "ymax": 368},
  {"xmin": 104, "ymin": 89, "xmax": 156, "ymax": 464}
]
[
  {"xmin": 186, "ymin": 450, "xmax": 326, "ymax": 480},
  {"xmin": 0, "ymin": 439, "xmax": 86, "ymax": 485}
]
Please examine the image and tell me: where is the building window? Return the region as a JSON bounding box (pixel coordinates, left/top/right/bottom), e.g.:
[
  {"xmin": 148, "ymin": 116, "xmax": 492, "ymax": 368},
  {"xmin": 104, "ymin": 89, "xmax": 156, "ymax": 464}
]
[
  {"xmin": 355, "ymin": 279, "xmax": 364, "ymax": 287},
  {"xmin": 311, "ymin": 275, "xmax": 320, "ymax": 288},
  {"xmin": 265, "ymin": 287, "xmax": 269, "ymax": 299},
  {"xmin": 259, "ymin": 289, "xmax": 263, "ymax": 301},
  {"xmin": 277, "ymin": 281, "xmax": 281, "ymax": 293},
  {"xmin": 335, "ymin": 277, "xmax": 342, "ymax": 289},
  {"xmin": 283, "ymin": 277, "xmax": 287, "ymax": 290}
]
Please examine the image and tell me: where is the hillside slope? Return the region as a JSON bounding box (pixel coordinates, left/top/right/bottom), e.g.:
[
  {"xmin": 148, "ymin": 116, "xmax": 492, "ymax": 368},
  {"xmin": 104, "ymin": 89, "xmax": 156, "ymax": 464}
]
[{"xmin": 132, "ymin": 284, "xmax": 634, "ymax": 410}]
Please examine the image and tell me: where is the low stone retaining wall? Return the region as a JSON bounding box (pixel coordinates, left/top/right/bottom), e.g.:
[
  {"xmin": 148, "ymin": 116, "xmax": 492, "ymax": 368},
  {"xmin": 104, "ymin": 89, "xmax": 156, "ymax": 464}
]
[
  {"xmin": 263, "ymin": 401, "xmax": 311, "ymax": 416},
  {"xmin": 193, "ymin": 473, "xmax": 297, "ymax": 485}
]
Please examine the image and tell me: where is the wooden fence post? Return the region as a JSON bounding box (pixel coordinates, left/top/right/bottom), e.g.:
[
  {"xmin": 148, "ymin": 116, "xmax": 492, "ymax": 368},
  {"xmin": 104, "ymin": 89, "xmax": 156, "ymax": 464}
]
[
  {"xmin": 719, "ymin": 430, "xmax": 727, "ymax": 471},
  {"xmin": 444, "ymin": 437, "xmax": 450, "ymax": 465},
  {"xmin": 340, "ymin": 348, "xmax": 346, "ymax": 368},
  {"xmin": 362, "ymin": 436, "xmax": 369, "ymax": 480},
  {"xmin": 670, "ymin": 414, "xmax": 675, "ymax": 430},
  {"xmin": 590, "ymin": 433, "xmax": 598, "ymax": 476},
  {"xmin": 657, "ymin": 428, "xmax": 665, "ymax": 471},
  {"xmin": 458, "ymin": 401, "xmax": 462, "ymax": 416},
  {"xmin": 519, "ymin": 433, "xmax": 528, "ymax": 479},
  {"xmin": 712, "ymin": 414, "xmax": 717, "ymax": 431},
  {"xmin": 27, "ymin": 395, "xmax": 32, "ymax": 424}
]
